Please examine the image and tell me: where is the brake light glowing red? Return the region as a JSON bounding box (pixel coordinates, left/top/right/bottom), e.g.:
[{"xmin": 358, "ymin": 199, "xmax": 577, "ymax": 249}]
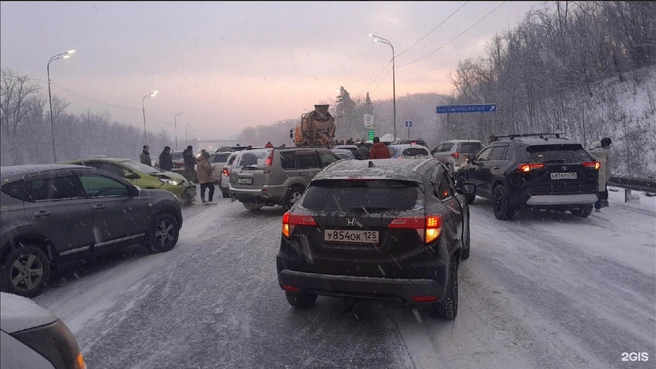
[
  {"xmin": 388, "ymin": 216, "xmax": 442, "ymax": 244},
  {"xmin": 282, "ymin": 212, "xmax": 317, "ymax": 238},
  {"xmin": 281, "ymin": 285, "xmax": 299, "ymax": 292},
  {"xmin": 451, "ymin": 152, "xmax": 459, "ymax": 159},
  {"xmin": 264, "ymin": 150, "xmax": 274, "ymax": 174},
  {"xmin": 583, "ymin": 161, "xmax": 601, "ymax": 170},
  {"xmin": 222, "ymin": 168, "xmax": 229, "ymax": 176},
  {"xmin": 516, "ymin": 163, "xmax": 545, "ymax": 172},
  {"xmin": 411, "ymin": 295, "xmax": 438, "ymax": 302}
]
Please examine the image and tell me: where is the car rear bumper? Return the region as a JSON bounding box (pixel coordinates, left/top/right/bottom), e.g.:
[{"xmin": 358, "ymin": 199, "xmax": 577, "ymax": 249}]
[
  {"xmin": 525, "ymin": 193, "xmax": 597, "ymax": 206},
  {"xmin": 229, "ymin": 186, "xmax": 285, "ymax": 203},
  {"xmin": 278, "ymin": 269, "xmax": 446, "ymax": 303}
]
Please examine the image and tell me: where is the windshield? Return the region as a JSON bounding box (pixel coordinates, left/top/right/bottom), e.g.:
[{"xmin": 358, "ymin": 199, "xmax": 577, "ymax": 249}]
[
  {"xmin": 122, "ymin": 160, "xmax": 161, "ymax": 173},
  {"xmin": 527, "ymin": 144, "xmax": 593, "ymax": 163}
]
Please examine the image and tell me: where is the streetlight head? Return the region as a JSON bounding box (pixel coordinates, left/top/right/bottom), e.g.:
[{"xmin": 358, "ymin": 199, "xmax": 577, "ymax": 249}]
[
  {"xmin": 63, "ymin": 55, "xmax": 70, "ymax": 59},
  {"xmin": 373, "ymin": 39, "xmax": 378, "ymax": 43},
  {"xmin": 368, "ymin": 33, "xmax": 373, "ymax": 37},
  {"xmin": 152, "ymin": 90, "xmax": 159, "ymax": 95},
  {"xmin": 67, "ymin": 50, "xmax": 76, "ymax": 54}
]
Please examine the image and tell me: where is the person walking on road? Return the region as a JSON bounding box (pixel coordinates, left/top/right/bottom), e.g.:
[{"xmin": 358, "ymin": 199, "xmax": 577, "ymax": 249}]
[
  {"xmin": 183, "ymin": 145, "xmax": 198, "ymax": 183},
  {"xmin": 197, "ymin": 150, "xmax": 215, "ymax": 203},
  {"xmin": 159, "ymin": 146, "xmax": 173, "ymax": 171},
  {"xmin": 265, "ymin": 141, "xmax": 274, "ymax": 148},
  {"xmin": 140, "ymin": 145, "xmax": 152, "ymax": 166},
  {"xmin": 589, "ymin": 137, "xmax": 612, "ymax": 212},
  {"xmin": 356, "ymin": 142, "xmax": 370, "ymax": 160},
  {"xmin": 368, "ymin": 137, "xmax": 391, "ymax": 159}
]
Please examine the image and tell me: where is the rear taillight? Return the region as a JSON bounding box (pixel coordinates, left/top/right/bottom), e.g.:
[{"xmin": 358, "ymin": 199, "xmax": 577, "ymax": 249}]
[
  {"xmin": 75, "ymin": 353, "xmax": 87, "ymax": 369},
  {"xmin": 282, "ymin": 212, "xmax": 317, "ymax": 238},
  {"xmin": 583, "ymin": 161, "xmax": 601, "ymax": 170},
  {"xmin": 264, "ymin": 150, "xmax": 274, "ymax": 174},
  {"xmin": 451, "ymin": 152, "xmax": 459, "ymax": 159},
  {"xmin": 516, "ymin": 163, "xmax": 545, "ymax": 172},
  {"xmin": 222, "ymin": 168, "xmax": 229, "ymax": 176},
  {"xmin": 388, "ymin": 215, "xmax": 442, "ymax": 244}
]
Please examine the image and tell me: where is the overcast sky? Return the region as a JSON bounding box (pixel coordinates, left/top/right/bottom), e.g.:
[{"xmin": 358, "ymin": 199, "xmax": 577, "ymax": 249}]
[{"xmin": 1, "ymin": 1, "xmax": 540, "ymax": 139}]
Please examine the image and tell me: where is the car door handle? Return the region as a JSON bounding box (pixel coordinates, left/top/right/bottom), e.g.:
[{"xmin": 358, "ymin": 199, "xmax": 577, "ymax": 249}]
[
  {"xmin": 91, "ymin": 204, "xmax": 106, "ymax": 210},
  {"xmin": 33, "ymin": 210, "xmax": 51, "ymax": 218},
  {"xmin": 493, "ymin": 166, "xmax": 500, "ymax": 169}
]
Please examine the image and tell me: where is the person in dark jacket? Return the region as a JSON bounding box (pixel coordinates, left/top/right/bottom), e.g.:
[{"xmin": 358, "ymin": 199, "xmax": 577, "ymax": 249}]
[
  {"xmin": 140, "ymin": 145, "xmax": 152, "ymax": 166},
  {"xmin": 356, "ymin": 142, "xmax": 370, "ymax": 160},
  {"xmin": 159, "ymin": 146, "xmax": 173, "ymax": 171},
  {"xmin": 346, "ymin": 138, "xmax": 355, "ymax": 145},
  {"xmin": 369, "ymin": 137, "xmax": 391, "ymax": 159},
  {"xmin": 182, "ymin": 145, "xmax": 197, "ymax": 183}
]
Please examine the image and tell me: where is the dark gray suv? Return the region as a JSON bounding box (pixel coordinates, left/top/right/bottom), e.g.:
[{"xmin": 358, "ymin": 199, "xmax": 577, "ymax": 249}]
[{"xmin": 0, "ymin": 164, "xmax": 183, "ymax": 298}]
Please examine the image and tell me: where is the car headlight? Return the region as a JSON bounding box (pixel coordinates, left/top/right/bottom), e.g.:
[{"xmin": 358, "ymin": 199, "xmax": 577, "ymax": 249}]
[{"xmin": 159, "ymin": 178, "xmax": 179, "ymax": 185}]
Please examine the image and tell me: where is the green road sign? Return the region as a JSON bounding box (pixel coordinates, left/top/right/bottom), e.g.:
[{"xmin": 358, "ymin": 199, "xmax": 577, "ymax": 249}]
[{"xmin": 368, "ymin": 130, "xmax": 374, "ymax": 140}]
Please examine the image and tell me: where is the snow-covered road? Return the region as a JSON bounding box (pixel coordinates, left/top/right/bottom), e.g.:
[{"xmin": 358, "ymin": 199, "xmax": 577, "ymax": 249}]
[{"xmin": 33, "ymin": 192, "xmax": 656, "ymax": 369}]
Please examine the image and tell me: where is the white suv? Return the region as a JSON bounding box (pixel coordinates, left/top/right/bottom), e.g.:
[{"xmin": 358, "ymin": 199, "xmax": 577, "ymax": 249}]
[{"xmin": 431, "ymin": 140, "xmax": 484, "ymax": 171}]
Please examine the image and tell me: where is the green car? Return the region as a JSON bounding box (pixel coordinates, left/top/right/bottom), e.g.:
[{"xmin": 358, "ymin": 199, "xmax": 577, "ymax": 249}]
[{"xmin": 65, "ymin": 157, "xmax": 197, "ymax": 204}]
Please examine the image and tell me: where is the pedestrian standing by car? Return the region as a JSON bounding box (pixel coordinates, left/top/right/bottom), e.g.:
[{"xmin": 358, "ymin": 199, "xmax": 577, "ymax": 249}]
[
  {"xmin": 196, "ymin": 150, "xmax": 215, "ymax": 203},
  {"xmin": 159, "ymin": 146, "xmax": 173, "ymax": 171},
  {"xmin": 140, "ymin": 145, "xmax": 152, "ymax": 166},
  {"xmin": 589, "ymin": 137, "xmax": 612, "ymax": 212},
  {"xmin": 356, "ymin": 141, "xmax": 370, "ymax": 160},
  {"xmin": 369, "ymin": 137, "xmax": 391, "ymax": 159},
  {"xmin": 265, "ymin": 141, "xmax": 274, "ymax": 148},
  {"xmin": 183, "ymin": 145, "xmax": 197, "ymax": 183}
]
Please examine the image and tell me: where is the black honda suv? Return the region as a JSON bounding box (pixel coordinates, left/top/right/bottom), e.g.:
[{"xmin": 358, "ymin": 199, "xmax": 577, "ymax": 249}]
[
  {"xmin": 457, "ymin": 133, "xmax": 600, "ymax": 220},
  {"xmin": 276, "ymin": 158, "xmax": 476, "ymax": 320}
]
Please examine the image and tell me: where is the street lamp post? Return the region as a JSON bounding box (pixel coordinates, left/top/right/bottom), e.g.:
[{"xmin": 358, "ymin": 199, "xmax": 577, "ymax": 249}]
[
  {"xmin": 186, "ymin": 122, "xmax": 193, "ymax": 146},
  {"xmin": 141, "ymin": 90, "xmax": 158, "ymax": 145},
  {"xmin": 369, "ymin": 34, "xmax": 396, "ymax": 141},
  {"xmin": 174, "ymin": 111, "xmax": 184, "ymax": 151},
  {"xmin": 47, "ymin": 49, "xmax": 75, "ymax": 163}
]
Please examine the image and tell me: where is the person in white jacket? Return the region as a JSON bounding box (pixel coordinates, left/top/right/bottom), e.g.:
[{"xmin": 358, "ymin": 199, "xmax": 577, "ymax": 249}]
[{"xmin": 588, "ymin": 137, "xmax": 612, "ymax": 212}]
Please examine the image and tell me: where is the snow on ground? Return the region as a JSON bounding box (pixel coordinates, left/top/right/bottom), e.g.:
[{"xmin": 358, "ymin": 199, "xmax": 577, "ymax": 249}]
[{"xmin": 31, "ymin": 192, "xmax": 655, "ymax": 369}]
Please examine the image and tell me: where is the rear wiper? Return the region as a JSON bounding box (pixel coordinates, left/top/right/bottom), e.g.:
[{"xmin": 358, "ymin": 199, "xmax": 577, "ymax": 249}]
[
  {"xmin": 350, "ymin": 206, "xmax": 388, "ymax": 213},
  {"xmin": 541, "ymin": 159, "xmax": 565, "ymax": 164},
  {"xmin": 242, "ymin": 165, "xmax": 259, "ymax": 170}
]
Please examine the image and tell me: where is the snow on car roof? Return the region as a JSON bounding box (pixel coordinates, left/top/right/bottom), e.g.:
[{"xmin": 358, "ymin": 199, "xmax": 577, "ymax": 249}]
[
  {"xmin": 438, "ymin": 139, "xmax": 482, "ymax": 143},
  {"xmin": 0, "ymin": 292, "xmax": 58, "ymax": 334},
  {"xmin": 314, "ymin": 158, "xmax": 430, "ymax": 182},
  {"xmin": 0, "ymin": 164, "xmax": 82, "ymax": 179}
]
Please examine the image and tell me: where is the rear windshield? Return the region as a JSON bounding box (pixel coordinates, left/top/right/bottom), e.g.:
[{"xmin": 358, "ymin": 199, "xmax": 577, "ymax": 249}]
[
  {"xmin": 402, "ymin": 147, "xmax": 430, "ymax": 157},
  {"xmin": 458, "ymin": 142, "xmax": 483, "ymax": 153},
  {"xmin": 235, "ymin": 149, "xmax": 271, "ymax": 169},
  {"xmin": 527, "ymin": 144, "xmax": 592, "ymax": 163},
  {"xmin": 301, "ymin": 179, "xmax": 421, "ymax": 213}
]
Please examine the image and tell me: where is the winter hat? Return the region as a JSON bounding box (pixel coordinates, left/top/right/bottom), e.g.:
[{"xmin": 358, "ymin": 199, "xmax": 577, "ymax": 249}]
[{"xmin": 601, "ymin": 137, "xmax": 612, "ymax": 147}]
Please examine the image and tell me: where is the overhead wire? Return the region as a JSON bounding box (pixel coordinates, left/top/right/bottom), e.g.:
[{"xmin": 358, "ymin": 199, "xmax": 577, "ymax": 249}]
[{"xmin": 396, "ymin": 1, "xmax": 507, "ymax": 69}]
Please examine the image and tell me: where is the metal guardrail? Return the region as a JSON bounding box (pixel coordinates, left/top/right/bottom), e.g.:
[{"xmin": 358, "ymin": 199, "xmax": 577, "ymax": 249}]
[{"xmin": 607, "ymin": 176, "xmax": 656, "ymax": 202}]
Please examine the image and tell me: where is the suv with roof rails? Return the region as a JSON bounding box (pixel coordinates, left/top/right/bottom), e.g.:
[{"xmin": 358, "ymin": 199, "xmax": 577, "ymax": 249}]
[
  {"xmin": 456, "ymin": 133, "xmax": 601, "ymax": 220},
  {"xmin": 276, "ymin": 158, "xmax": 476, "ymax": 319},
  {"xmin": 228, "ymin": 147, "xmax": 341, "ymax": 211}
]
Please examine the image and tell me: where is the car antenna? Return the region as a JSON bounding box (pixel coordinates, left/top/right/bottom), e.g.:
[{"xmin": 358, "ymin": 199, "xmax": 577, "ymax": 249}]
[{"xmin": 368, "ymin": 161, "xmax": 375, "ymax": 168}]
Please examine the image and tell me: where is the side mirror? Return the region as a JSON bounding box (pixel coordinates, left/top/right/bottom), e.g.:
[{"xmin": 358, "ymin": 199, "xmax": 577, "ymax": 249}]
[
  {"xmin": 456, "ymin": 182, "xmax": 476, "ymax": 195},
  {"xmin": 124, "ymin": 172, "xmax": 140, "ymax": 180},
  {"xmin": 128, "ymin": 186, "xmax": 140, "ymax": 197}
]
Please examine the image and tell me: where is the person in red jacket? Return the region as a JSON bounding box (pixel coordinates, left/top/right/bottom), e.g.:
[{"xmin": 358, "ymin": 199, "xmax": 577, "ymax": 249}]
[
  {"xmin": 369, "ymin": 136, "xmax": 391, "ymax": 159},
  {"xmin": 265, "ymin": 141, "xmax": 274, "ymax": 148}
]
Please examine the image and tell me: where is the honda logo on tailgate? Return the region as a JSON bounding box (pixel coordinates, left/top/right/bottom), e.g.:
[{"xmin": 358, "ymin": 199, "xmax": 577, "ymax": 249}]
[{"xmin": 346, "ymin": 218, "xmax": 356, "ymax": 226}]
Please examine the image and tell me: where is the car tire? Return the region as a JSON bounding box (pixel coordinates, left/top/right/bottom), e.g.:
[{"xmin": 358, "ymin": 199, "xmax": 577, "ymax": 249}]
[
  {"xmin": 147, "ymin": 213, "xmax": 180, "ymax": 253},
  {"xmin": 461, "ymin": 219, "xmax": 471, "ymax": 260},
  {"xmin": 285, "ymin": 291, "xmax": 317, "ymax": 309},
  {"xmin": 243, "ymin": 203, "xmax": 263, "ymax": 211},
  {"xmin": 493, "ymin": 184, "xmax": 514, "ymax": 220},
  {"xmin": 1, "ymin": 245, "xmax": 51, "ymax": 298},
  {"xmin": 282, "ymin": 185, "xmax": 304, "ymax": 211},
  {"xmin": 430, "ymin": 255, "xmax": 458, "ymax": 320},
  {"xmin": 571, "ymin": 205, "xmax": 593, "ymax": 218},
  {"xmin": 463, "ymin": 194, "xmax": 476, "ymax": 205},
  {"xmin": 221, "ymin": 190, "xmax": 230, "ymax": 198}
]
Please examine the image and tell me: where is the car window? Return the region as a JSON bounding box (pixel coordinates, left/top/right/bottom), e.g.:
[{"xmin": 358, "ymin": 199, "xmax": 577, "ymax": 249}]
[
  {"xmin": 475, "ymin": 147, "xmax": 493, "ymax": 162},
  {"xmin": 212, "ymin": 153, "xmax": 230, "ymax": 163},
  {"xmin": 388, "ymin": 147, "xmax": 398, "ymax": 156},
  {"xmin": 122, "ymin": 160, "xmax": 161, "ymax": 174},
  {"xmin": 236, "ymin": 150, "xmax": 271, "ymax": 169},
  {"xmin": 1, "ymin": 180, "xmax": 28, "ymax": 202},
  {"xmin": 436, "ymin": 171, "xmax": 454, "ymax": 200},
  {"xmin": 296, "ymin": 151, "xmax": 320, "ymax": 169},
  {"xmin": 26, "ymin": 175, "xmax": 85, "ymax": 202},
  {"xmin": 402, "ymin": 147, "xmax": 430, "ymax": 157},
  {"xmin": 227, "ymin": 154, "xmax": 237, "ymax": 166},
  {"xmin": 439, "ymin": 142, "xmax": 455, "ymax": 152},
  {"xmin": 527, "ymin": 144, "xmax": 593, "ymax": 163},
  {"xmin": 302, "ymin": 179, "xmax": 421, "ymax": 212},
  {"xmin": 459, "ymin": 142, "xmax": 483, "ymax": 153},
  {"xmin": 86, "ymin": 162, "xmax": 126, "ymax": 178},
  {"xmin": 489, "ymin": 146, "xmax": 508, "ymax": 161},
  {"xmin": 318, "ymin": 151, "xmax": 339, "ymax": 167},
  {"xmin": 280, "ymin": 151, "xmax": 296, "ymax": 170},
  {"xmin": 78, "ymin": 174, "xmax": 129, "ymax": 197}
]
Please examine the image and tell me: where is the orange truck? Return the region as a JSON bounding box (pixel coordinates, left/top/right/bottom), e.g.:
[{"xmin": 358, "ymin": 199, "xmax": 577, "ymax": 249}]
[{"xmin": 290, "ymin": 104, "xmax": 336, "ymax": 147}]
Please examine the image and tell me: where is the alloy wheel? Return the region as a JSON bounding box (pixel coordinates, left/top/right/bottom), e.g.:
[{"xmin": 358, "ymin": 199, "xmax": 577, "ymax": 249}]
[{"xmin": 11, "ymin": 255, "xmax": 44, "ymax": 291}]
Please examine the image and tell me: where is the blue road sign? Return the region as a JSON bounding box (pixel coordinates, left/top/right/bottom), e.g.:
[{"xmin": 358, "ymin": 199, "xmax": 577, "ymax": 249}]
[
  {"xmin": 405, "ymin": 121, "xmax": 412, "ymax": 127},
  {"xmin": 436, "ymin": 104, "xmax": 497, "ymax": 114}
]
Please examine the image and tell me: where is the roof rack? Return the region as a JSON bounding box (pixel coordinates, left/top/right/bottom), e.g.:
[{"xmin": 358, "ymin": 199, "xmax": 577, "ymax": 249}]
[{"xmin": 492, "ymin": 132, "xmax": 566, "ymax": 141}]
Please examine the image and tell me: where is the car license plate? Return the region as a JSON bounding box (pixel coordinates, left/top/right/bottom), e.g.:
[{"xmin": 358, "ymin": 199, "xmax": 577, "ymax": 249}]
[
  {"xmin": 324, "ymin": 230, "xmax": 379, "ymax": 244},
  {"xmin": 238, "ymin": 178, "xmax": 253, "ymax": 184},
  {"xmin": 550, "ymin": 172, "xmax": 577, "ymax": 180}
]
